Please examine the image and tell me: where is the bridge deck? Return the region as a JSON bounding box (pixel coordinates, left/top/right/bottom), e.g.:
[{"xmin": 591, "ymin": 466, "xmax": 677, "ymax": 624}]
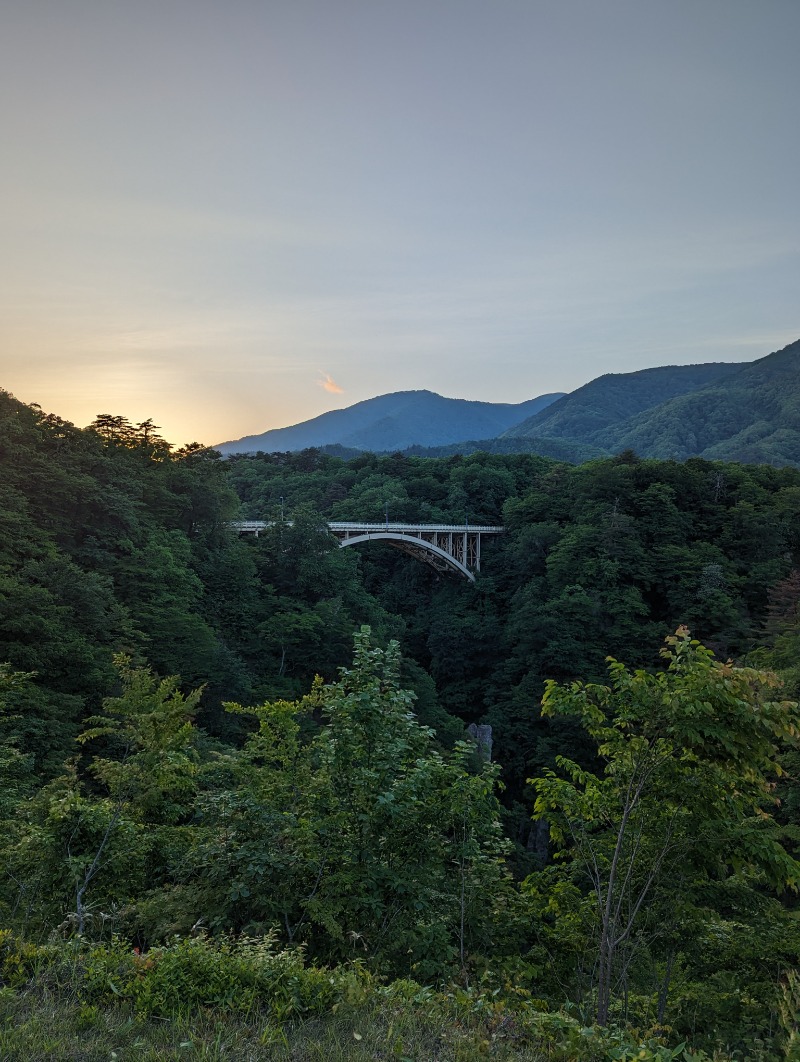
[
  {"xmin": 234, "ymin": 521, "xmax": 504, "ymax": 533},
  {"xmin": 329, "ymin": 522, "xmax": 504, "ymax": 533},
  {"xmin": 233, "ymin": 520, "xmax": 504, "ymax": 580}
]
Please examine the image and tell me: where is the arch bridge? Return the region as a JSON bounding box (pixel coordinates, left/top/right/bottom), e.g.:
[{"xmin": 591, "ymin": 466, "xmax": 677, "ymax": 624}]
[{"xmin": 234, "ymin": 521, "xmax": 504, "ymax": 582}]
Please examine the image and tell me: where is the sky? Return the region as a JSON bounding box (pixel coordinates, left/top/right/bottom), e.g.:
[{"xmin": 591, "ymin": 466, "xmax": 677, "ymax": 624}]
[{"xmin": 1, "ymin": 0, "xmax": 799, "ymax": 447}]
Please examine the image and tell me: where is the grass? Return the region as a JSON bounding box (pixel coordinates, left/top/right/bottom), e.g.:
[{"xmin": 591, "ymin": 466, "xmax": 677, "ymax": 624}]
[
  {"xmin": 0, "ymin": 933, "xmax": 740, "ymax": 1061},
  {"xmin": 0, "ymin": 988, "xmax": 541, "ymax": 1061}
]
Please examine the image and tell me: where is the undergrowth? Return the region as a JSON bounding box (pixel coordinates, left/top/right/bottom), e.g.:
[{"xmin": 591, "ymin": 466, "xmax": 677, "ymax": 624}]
[{"xmin": 0, "ymin": 930, "xmax": 755, "ymax": 1061}]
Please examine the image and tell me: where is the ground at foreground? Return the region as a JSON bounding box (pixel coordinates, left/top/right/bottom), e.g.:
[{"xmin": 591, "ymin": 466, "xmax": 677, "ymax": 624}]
[{"xmin": 0, "ymin": 989, "xmax": 740, "ymax": 1062}]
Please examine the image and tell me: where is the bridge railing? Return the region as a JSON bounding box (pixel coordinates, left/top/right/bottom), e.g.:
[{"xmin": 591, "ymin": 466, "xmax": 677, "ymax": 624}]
[
  {"xmin": 234, "ymin": 520, "xmax": 505, "ymax": 533},
  {"xmin": 328, "ymin": 522, "xmax": 504, "ymax": 533}
]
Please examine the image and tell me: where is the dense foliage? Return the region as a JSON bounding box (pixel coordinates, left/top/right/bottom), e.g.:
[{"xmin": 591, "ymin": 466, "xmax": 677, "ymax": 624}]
[
  {"xmin": 2, "ymin": 388, "xmax": 800, "ymax": 1057},
  {"xmin": 227, "ymin": 444, "xmax": 800, "ymax": 813}
]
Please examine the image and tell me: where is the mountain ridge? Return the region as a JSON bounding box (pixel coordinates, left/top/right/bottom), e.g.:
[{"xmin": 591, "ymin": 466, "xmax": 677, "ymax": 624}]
[
  {"xmin": 593, "ymin": 340, "xmax": 800, "ymax": 463},
  {"xmin": 502, "ymin": 361, "xmax": 749, "ymax": 441},
  {"xmin": 215, "ymin": 389, "xmax": 564, "ymax": 455},
  {"xmin": 216, "ymin": 340, "xmax": 800, "ymax": 467}
]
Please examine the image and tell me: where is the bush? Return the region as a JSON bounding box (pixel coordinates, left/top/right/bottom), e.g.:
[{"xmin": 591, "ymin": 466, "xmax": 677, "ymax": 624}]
[
  {"xmin": 0, "ymin": 929, "xmax": 49, "ymax": 989},
  {"xmin": 79, "ymin": 932, "xmax": 372, "ymax": 1019}
]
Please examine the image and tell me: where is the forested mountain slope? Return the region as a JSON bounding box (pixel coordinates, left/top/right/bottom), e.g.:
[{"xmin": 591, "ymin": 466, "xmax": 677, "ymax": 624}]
[
  {"xmin": 216, "ymin": 389, "xmax": 564, "ymax": 455},
  {"xmin": 502, "ymin": 360, "xmax": 748, "ymax": 442},
  {"xmin": 502, "ymin": 340, "xmax": 800, "ymax": 466},
  {"xmin": 217, "ymin": 343, "xmax": 800, "ymax": 466},
  {"xmin": 597, "ymin": 338, "xmax": 800, "ymax": 462},
  {"xmin": 4, "ymin": 389, "xmax": 800, "ymax": 1052},
  {"xmin": 0, "ymin": 392, "xmax": 407, "ymax": 769},
  {"xmin": 381, "ymin": 433, "xmax": 607, "ymax": 462},
  {"xmin": 6, "ymin": 377, "xmax": 800, "ymax": 791},
  {"xmin": 228, "ymin": 447, "xmax": 800, "ymax": 796}
]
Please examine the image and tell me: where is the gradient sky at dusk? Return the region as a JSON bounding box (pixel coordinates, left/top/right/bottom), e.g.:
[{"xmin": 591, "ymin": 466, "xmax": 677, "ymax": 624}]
[{"xmin": 2, "ymin": 1, "xmax": 799, "ymax": 445}]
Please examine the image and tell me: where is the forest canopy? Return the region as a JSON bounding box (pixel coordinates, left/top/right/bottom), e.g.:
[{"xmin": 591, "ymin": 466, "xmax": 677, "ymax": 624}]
[{"xmin": 2, "ymin": 388, "xmax": 800, "ymax": 1057}]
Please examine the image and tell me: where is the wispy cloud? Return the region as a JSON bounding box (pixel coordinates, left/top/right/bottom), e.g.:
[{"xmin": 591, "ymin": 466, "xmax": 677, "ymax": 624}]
[{"xmin": 317, "ymin": 371, "xmax": 344, "ymax": 394}]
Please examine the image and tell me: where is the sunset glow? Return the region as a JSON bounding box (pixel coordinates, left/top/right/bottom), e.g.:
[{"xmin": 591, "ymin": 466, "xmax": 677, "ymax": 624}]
[{"xmin": 2, "ymin": 1, "xmax": 798, "ymax": 446}]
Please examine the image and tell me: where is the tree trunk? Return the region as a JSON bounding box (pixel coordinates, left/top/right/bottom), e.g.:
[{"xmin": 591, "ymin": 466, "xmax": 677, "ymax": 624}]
[
  {"xmin": 597, "ymin": 932, "xmax": 613, "ymax": 1026},
  {"xmin": 657, "ymin": 950, "xmax": 675, "ymax": 1025}
]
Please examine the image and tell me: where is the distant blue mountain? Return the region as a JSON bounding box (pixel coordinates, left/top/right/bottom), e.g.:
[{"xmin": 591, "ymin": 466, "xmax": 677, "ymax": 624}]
[{"xmin": 215, "ymin": 390, "xmax": 564, "ymax": 455}]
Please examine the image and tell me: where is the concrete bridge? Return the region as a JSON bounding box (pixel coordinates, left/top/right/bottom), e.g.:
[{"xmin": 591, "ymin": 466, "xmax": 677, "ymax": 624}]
[{"xmin": 234, "ymin": 521, "xmax": 504, "ymax": 582}]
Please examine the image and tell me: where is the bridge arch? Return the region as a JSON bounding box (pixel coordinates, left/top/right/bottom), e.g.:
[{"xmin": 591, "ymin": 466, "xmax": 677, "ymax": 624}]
[
  {"xmin": 234, "ymin": 520, "xmax": 504, "ymax": 581},
  {"xmin": 338, "ymin": 531, "xmax": 475, "ymax": 582}
]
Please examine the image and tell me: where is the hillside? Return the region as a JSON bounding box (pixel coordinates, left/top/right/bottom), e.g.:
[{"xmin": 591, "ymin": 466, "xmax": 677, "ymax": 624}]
[
  {"xmin": 393, "ymin": 433, "xmax": 606, "ymax": 462},
  {"xmin": 597, "ymin": 339, "xmax": 800, "ymax": 463},
  {"xmin": 497, "ymin": 342, "xmax": 800, "ymax": 466},
  {"xmin": 217, "ymin": 343, "xmax": 800, "ymax": 465},
  {"xmin": 502, "ymin": 360, "xmax": 748, "ymax": 442},
  {"xmin": 4, "ymin": 387, "xmax": 800, "ymax": 1053},
  {"xmin": 317, "ymin": 435, "xmax": 605, "ymax": 463},
  {"xmin": 214, "ymin": 389, "xmax": 564, "ymax": 454}
]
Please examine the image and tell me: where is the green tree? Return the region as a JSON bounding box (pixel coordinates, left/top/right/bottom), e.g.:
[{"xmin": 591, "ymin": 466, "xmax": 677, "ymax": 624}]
[
  {"xmin": 0, "ymin": 664, "xmax": 37, "ymax": 819},
  {"xmin": 196, "ymin": 629, "xmax": 511, "ymax": 980},
  {"xmin": 1, "ymin": 658, "xmax": 202, "ymax": 938},
  {"xmin": 530, "ymin": 629, "xmax": 800, "ymax": 1027}
]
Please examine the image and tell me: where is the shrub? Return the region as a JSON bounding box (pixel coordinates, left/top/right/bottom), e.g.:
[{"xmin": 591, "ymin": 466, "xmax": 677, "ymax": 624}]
[{"xmin": 79, "ymin": 932, "xmax": 372, "ymax": 1019}]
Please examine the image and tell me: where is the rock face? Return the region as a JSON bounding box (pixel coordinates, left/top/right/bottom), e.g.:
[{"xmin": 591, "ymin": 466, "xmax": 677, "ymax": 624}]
[{"xmin": 467, "ymin": 723, "xmax": 493, "ymax": 762}]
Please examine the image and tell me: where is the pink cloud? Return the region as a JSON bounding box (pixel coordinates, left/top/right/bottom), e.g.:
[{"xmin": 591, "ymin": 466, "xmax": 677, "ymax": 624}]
[{"xmin": 317, "ymin": 371, "xmax": 344, "ymax": 394}]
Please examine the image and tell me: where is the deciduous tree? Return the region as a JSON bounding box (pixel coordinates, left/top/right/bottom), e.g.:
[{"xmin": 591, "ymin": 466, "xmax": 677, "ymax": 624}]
[{"xmin": 530, "ymin": 628, "xmax": 800, "ymax": 1026}]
